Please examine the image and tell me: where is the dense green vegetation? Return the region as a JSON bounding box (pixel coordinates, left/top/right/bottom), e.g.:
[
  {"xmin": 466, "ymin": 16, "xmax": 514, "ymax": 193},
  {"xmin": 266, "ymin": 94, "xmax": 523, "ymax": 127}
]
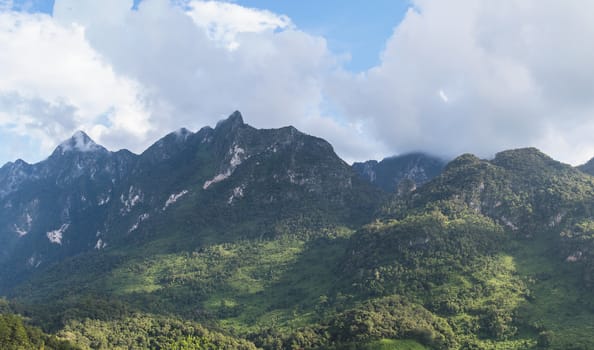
[
  {"xmin": 57, "ymin": 314, "xmax": 257, "ymax": 350},
  {"xmin": 0, "ymin": 305, "xmax": 78, "ymax": 349},
  {"xmin": 5, "ymin": 141, "xmax": 594, "ymax": 349}
]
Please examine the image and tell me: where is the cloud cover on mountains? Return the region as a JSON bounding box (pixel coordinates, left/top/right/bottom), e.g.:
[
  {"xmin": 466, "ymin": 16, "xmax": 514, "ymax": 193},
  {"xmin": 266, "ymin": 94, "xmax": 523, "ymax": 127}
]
[{"xmin": 0, "ymin": 0, "xmax": 593, "ymax": 165}]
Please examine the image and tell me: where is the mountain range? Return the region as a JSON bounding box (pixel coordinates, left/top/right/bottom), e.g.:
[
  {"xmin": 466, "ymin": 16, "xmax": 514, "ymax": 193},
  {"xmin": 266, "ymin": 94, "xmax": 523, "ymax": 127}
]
[
  {"xmin": 2, "ymin": 111, "xmax": 594, "ymax": 349},
  {"xmin": 0, "ymin": 112, "xmax": 381, "ymax": 287}
]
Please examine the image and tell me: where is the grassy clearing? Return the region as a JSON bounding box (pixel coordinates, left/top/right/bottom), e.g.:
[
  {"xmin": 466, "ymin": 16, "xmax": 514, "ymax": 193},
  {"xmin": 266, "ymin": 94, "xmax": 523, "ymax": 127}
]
[{"xmin": 93, "ymin": 230, "xmax": 352, "ymax": 335}]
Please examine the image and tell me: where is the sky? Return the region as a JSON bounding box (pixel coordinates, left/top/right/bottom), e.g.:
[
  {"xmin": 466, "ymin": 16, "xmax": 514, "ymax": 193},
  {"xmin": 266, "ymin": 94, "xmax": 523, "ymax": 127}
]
[{"xmin": 1, "ymin": 1, "xmax": 594, "ymax": 166}]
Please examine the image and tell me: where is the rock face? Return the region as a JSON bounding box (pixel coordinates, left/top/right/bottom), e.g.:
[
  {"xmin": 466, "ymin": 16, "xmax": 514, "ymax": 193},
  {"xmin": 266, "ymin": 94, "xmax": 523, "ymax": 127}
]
[
  {"xmin": 0, "ymin": 111, "xmax": 380, "ymax": 288},
  {"xmin": 352, "ymin": 152, "xmax": 446, "ymax": 193},
  {"xmin": 0, "ymin": 132, "xmax": 136, "ymax": 283}
]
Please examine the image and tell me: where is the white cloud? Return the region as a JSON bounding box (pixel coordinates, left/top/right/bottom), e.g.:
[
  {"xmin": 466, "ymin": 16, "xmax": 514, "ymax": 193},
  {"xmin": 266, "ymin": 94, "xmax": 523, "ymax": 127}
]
[
  {"xmin": 49, "ymin": 0, "xmax": 348, "ymax": 156},
  {"xmin": 2, "ymin": 0, "xmax": 594, "ymax": 167},
  {"xmin": 0, "ymin": 0, "xmax": 351, "ymax": 163},
  {"xmin": 0, "ymin": 10, "xmax": 151, "ymax": 156},
  {"xmin": 327, "ymin": 0, "xmax": 594, "ymax": 165},
  {"xmin": 185, "ymin": 0, "xmax": 292, "ymax": 50},
  {"xmin": 297, "ymin": 114, "xmax": 389, "ymax": 164},
  {"xmin": 438, "ymin": 89, "xmax": 448, "ymax": 103}
]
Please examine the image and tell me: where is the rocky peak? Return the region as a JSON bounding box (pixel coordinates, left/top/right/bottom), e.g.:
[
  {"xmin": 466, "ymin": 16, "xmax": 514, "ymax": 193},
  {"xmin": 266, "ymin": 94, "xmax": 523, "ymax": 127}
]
[
  {"xmin": 141, "ymin": 127, "xmax": 198, "ymax": 163},
  {"xmin": 226, "ymin": 110, "xmax": 244, "ymax": 126},
  {"xmin": 13, "ymin": 159, "xmax": 29, "ymax": 167},
  {"xmin": 0, "ymin": 159, "xmax": 29, "ymax": 174},
  {"xmin": 172, "ymin": 127, "xmax": 192, "ymax": 141},
  {"xmin": 52, "ymin": 131, "xmax": 107, "ymax": 156},
  {"xmin": 156, "ymin": 127, "xmax": 195, "ymax": 146},
  {"xmin": 0, "ymin": 159, "xmax": 34, "ymax": 198},
  {"xmin": 215, "ymin": 111, "xmax": 245, "ymax": 135}
]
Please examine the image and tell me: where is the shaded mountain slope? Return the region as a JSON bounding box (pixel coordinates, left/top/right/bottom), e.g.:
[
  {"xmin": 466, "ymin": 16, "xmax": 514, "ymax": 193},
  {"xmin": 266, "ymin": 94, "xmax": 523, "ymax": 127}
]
[
  {"xmin": 0, "ymin": 111, "xmax": 381, "ymax": 290},
  {"xmin": 3, "ymin": 117, "xmax": 594, "ymax": 349},
  {"xmin": 577, "ymin": 156, "xmax": 594, "ymax": 176},
  {"xmin": 353, "ymin": 153, "xmax": 446, "ymax": 193}
]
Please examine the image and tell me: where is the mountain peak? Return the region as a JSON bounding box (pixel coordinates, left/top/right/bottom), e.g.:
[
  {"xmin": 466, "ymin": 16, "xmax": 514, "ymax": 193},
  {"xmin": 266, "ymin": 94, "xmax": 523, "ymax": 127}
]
[
  {"xmin": 167, "ymin": 127, "xmax": 193, "ymax": 142},
  {"xmin": 228, "ymin": 110, "xmax": 244, "ymax": 125},
  {"xmin": 444, "ymin": 153, "xmax": 482, "ymax": 172},
  {"xmin": 491, "ymin": 147, "xmax": 567, "ymax": 172},
  {"xmin": 493, "ymin": 147, "xmax": 546, "ymax": 160},
  {"xmin": 54, "ymin": 130, "xmax": 106, "ymax": 155},
  {"xmin": 215, "ymin": 111, "xmax": 244, "ymax": 130}
]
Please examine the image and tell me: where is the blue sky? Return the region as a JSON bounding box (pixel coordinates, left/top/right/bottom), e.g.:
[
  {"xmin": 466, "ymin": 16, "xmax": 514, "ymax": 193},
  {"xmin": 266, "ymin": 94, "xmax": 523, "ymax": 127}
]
[
  {"xmin": 231, "ymin": 0, "xmax": 411, "ymax": 71},
  {"xmin": 10, "ymin": 0, "xmax": 53, "ymax": 13},
  {"xmin": 2, "ymin": 0, "xmax": 594, "ymax": 166}
]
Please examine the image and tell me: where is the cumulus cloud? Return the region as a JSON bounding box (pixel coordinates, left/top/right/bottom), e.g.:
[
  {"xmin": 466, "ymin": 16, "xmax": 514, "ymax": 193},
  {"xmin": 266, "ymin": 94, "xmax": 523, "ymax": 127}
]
[
  {"xmin": 1, "ymin": 0, "xmax": 377, "ymax": 164},
  {"xmin": 2, "ymin": 0, "xmax": 594, "ymax": 166},
  {"xmin": 185, "ymin": 0, "xmax": 293, "ymax": 50},
  {"xmin": 327, "ymin": 0, "xmax": 594, "ymax": 164},
  {"xmin": 0, "ymin": 10, "xmax": 152, "ymax": 157}
]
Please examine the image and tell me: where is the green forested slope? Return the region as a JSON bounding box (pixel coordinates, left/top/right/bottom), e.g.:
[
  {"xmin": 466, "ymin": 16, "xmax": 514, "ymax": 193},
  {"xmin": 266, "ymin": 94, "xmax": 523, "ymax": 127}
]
[
  {"xmin": 0, "ymin": 300, "xmax": 78, "ymax": 350},
  {"xmin": 4, "ymin": 124, "xmax": 594, "ymax": 349}
]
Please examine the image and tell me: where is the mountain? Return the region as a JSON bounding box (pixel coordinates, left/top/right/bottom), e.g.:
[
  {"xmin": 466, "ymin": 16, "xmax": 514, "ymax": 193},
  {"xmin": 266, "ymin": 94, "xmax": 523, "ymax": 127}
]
[
  {"xmin": 3, "ymin": 114, "xmax": 594, "ymax": 349},
  {"xmin": 342, "ymin": 148, "xmax": 594, "ymax": 349},
  {"xmin": 577, "ymin": 156, "xmax": 594, "ymax": 176},
  {"xmin": 353, "ymin": 152, "xmax": 446, "ymax": 193},
  {"xmin": 0, "ymin": 111, "xmax": 380, "ymax": 290},
  {"xmin": 0, "ymin": 131, "xmax": 136, "ymax": 286}
]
